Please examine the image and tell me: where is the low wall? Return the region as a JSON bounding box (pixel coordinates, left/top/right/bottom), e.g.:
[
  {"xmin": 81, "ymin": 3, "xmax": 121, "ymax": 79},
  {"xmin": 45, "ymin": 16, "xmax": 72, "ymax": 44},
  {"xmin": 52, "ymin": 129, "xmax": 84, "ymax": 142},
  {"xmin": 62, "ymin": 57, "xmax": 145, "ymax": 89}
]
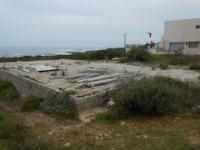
[
  {"xmin": 0, "ymin": 69, "xmax": 106, "ymax": 111},
  {"xmin": 0, "ymin": 69, "xmax": 52, "ymax": 98}
]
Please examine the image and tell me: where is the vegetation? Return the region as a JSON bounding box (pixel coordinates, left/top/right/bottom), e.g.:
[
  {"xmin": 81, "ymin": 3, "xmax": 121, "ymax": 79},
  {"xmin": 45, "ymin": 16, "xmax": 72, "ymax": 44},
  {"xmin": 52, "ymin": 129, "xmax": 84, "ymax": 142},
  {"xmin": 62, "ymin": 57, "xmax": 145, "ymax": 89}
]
[
  {"xmin": 189, "ymin": 63, "xmax": 200, "ymax": 70},
  {"xmin": 107, "ymin": 77, "xmax": 200, "ymax": 118},
  {"xmin": 0, "ymin": 112, "xmax": 55, "ymax": 150},
  {"xmin": 19, "ymin": 137, "xmax": 50, "ymax": 150},
  {"xmin": 40, "ymin": 91, "xmax": 77, "ymax": 118},
  {"xmin": 0, "ymin": 114, "xmax": 24, "ymax": 139},
  {"xmin": 0, "ymin": 48, "xmax": 125, "ymax": 62},
  {"xmin": 149, "ymin": 54, "xmax": 200, "ymax": 67},
  {"xmin": 22, "ymin": 96, "xmax": 43, "ymax": 112},
  {"xmin": 0, "ymin": 80, "xmax": 19, "ymax": 103},
  {"xmin": 159, "ymin": 63, "xmax": 168, "ymax": 70},
  {"xmin": 127, "ymin": 46, "xmax": 150, "ymax": 62},
  {"xmin": 112, "ymin": 77, "xmax": 176, "ymax": 116}
]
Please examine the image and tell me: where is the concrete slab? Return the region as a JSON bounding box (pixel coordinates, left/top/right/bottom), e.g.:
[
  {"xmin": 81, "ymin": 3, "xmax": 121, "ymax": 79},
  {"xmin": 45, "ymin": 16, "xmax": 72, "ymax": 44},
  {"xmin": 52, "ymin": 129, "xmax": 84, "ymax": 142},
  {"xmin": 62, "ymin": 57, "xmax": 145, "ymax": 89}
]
[{"xmin": 0, "ymin": 59, "xmax": 199, "ymax": 111}]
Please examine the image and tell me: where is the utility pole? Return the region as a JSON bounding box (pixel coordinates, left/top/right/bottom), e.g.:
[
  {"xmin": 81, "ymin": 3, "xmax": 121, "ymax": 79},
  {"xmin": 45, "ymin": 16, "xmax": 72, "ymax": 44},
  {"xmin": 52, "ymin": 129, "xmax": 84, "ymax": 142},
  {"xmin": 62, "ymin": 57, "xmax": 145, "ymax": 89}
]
[{"xmin": 124, "ymin": 33, "xmax": 127, "ymax": 52}]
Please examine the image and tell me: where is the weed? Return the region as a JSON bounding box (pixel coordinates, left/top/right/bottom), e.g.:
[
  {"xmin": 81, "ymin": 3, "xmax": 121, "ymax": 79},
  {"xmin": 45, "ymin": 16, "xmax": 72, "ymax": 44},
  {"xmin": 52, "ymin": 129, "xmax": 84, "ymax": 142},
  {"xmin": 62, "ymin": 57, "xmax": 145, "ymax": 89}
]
[
  {"xmin": 22, "ymin": 96, "xmax": 43, "ymax": 112},
  {"xmin": 0, "ymin": 80, "xmax": 19, "ymax": 102},
  {"xmin": 0, "ymin": 114, "xmax": 25, "ymax": 139}
]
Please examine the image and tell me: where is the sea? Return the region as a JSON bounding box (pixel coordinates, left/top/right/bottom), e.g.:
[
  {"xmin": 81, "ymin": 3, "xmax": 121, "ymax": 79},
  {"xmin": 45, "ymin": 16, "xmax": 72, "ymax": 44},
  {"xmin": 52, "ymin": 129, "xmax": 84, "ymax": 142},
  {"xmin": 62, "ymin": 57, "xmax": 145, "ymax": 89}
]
[{"xmin": 0, "ymin": 47, "xmax": 106, "ymax": 58}]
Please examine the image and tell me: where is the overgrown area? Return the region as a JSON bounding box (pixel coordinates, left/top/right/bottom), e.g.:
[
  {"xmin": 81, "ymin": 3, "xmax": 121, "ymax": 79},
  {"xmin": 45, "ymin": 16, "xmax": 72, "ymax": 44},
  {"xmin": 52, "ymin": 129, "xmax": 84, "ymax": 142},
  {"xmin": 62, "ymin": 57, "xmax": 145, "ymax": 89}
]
[
  {"xmin": 0, "ymin": 80, "xmax": 78, "ymax": 149},
  {"xmin": 0, "ymin": 112, "xmax": 54, "ymax": 150},
  {"xmin": 0, "ymin": 77, "xmax": 200, "ymax": 149},
  {"xmin": 100, "ymin": 77, "xmax": 200, "ymax": 119},
  {"xmin": 0, "ymin": 80, "xmax": 77, "ymax": 118}
]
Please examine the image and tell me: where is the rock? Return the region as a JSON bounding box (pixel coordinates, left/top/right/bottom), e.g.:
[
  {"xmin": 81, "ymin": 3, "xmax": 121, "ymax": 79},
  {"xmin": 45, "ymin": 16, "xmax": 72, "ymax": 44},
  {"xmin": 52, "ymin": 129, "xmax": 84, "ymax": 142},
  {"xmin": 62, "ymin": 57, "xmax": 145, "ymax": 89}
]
[
  {"xmin": 48, "ymin": 130, "xmax": 54, "ymax": 135},
  {"xmin": 95, "ymin": 136, "xmax": 99, "ymax": 141},
  {"xmin": 120, "ymin": 121, "xmax": 126, "ymax": 126},
  {"xmin": 60, "ymin": 137, "xmax": 64, "ymax": 141},
  {"xmin": 99, "ymin": 133, "xmax": 103, "ymax": 136},
  {"xmin": 64, "ymin": 142, "xmax": 71, "ymax": 147},
  {"xmin": 143, "ymin": 135, "xmax": 148, "ymax": 139},
  {"xmin": 107, "ymin": 100, "xmax": 115, "ymax": 107}
]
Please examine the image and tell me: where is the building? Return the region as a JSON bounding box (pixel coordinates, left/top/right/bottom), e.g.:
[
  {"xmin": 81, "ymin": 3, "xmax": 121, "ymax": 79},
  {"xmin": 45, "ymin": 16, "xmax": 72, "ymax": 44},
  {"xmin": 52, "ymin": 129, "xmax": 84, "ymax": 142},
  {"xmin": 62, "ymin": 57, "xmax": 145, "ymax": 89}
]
[{"xmin": 163, "ymin": 18, "xmax": 200, "ymax": 55}]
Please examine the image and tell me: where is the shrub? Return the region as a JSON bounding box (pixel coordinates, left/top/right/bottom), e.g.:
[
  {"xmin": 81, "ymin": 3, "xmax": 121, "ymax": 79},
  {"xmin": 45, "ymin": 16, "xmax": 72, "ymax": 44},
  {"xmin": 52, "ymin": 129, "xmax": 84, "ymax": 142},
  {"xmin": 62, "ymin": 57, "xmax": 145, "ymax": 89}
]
[
  {"xmin": 0, "ymin": 80, "xmax": 19, "ymax": 102},
  {"xmin": 113, "ymin": 78, "xmax": 176, "ymax": 116},
  {"xmin": 40, "ymin": 91, "xmax": 77, "ymax": 118},
  {"xmin": 189, "ymin": 63, "xmax": 200, "ymax": 70},
  {"xmin": 22, "ymin": 96, "xmax": 43, "ymax": 112},
  {"xmin": 127, "ymin": 47, "xmax": 150, "ymax": 62},
  {"xmin": 110, "ymin": 76, "xmax": 200, "ymax": 118},
  {"xmin": 159, "ymin": 63, "xmax": 168, "ymax": 70}
]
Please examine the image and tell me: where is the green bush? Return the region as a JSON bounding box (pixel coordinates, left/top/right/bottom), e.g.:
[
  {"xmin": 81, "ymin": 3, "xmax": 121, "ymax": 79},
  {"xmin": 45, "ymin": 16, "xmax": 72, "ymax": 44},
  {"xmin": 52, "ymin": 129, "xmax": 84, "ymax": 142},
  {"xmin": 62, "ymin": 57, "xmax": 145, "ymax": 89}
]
[
  {"xmin": 113, "ymin": 78, "xmax": 176, "ymax": 116},
  {"xmin": 189, "ymin": 63, "xmax": 200, "ymax": 70},
  {"xmin": 40, "ymin": 91, "xmax": 77, "ymax": 118},
  {"xmin": 0, "ymin": 80, "xmax": 19, "ymax": 102},
  {"xmin": 159, "ymin": 63, "xmax": 168, "ymax": 70},
  {"xmin": 127, "ymin": 47, "xmax": 150, "ymax": 62},
  {"xmin": 111, "ymin": 76, "xmax": 200, "ymax": 118},
  {"xmin": 22, "ymin": 96, "xmax": 43, "ymax": 112}
]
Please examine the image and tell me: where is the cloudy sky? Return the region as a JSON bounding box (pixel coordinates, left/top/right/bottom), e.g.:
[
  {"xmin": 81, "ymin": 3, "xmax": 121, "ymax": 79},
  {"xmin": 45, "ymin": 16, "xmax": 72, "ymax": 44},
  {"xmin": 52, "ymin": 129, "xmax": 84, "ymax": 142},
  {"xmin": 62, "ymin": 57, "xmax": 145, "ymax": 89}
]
[{"xmin": 0, "ymin": 0, "xmax": 200, "ymax": 48}]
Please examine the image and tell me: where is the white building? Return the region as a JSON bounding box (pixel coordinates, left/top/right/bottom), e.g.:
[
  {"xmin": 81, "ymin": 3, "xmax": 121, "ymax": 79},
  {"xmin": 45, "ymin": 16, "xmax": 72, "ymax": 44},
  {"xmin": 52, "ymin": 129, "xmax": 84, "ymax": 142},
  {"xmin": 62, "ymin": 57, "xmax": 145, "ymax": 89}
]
[{"xmin": 163, "ymin": 18, "xmax": 200, "ymax": 55}]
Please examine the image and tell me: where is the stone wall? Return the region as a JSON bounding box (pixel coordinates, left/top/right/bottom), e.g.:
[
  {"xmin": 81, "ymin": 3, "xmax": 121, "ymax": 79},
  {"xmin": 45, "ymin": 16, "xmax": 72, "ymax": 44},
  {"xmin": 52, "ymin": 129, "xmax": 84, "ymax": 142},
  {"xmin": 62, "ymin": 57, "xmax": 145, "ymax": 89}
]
[{"xmin": 0, "ymin": 69, "xmax": 52, "ymax": 98}]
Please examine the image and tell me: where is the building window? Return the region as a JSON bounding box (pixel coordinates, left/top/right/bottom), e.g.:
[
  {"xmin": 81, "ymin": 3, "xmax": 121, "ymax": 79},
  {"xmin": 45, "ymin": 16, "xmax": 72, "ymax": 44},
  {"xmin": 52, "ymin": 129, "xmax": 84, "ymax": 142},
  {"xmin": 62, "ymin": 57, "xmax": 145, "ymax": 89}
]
[
  {"xmin": 169, "ymin": 42, "xmax": 184, "ymax": 51},
  {"xmin": 188, "ymin": 42, "xmax": 198, "ymax": 48},
  {"xmin": 196, "ymin": 25, "xmax": 200, "ymax": 29}
]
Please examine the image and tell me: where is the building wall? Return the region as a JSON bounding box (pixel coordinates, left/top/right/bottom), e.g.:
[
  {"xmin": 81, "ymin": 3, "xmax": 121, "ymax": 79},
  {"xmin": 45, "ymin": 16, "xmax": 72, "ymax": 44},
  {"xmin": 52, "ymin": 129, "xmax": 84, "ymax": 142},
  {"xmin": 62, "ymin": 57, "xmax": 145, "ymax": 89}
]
[
  {"xmin": 184, "ymin": 42, "xmax": 200, "ymax": 55},
  {"xmin": 163, "ymin": 18, "xmax": 200, "ymax": 55}
]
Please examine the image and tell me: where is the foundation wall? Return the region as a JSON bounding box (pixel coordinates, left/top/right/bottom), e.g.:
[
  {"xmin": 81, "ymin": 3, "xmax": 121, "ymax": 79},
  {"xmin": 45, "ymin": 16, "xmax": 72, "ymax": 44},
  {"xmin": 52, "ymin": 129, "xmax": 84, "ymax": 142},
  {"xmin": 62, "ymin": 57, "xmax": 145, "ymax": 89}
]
[
  {"xmin": 0, "ymin": 69, "xmax": 106, "ymax": 111},
  {"xmin": 0, "ymin": 69, "xmax": 52, "ymax": 98}
]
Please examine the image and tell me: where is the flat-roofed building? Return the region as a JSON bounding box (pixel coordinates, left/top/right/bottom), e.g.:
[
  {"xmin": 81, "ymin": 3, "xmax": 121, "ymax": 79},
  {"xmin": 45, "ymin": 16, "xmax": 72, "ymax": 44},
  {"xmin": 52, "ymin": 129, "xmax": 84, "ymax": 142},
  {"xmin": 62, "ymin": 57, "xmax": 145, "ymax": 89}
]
[{"xmin": 163, "ymin": 18, "xmax": 200, "ymax": 55}]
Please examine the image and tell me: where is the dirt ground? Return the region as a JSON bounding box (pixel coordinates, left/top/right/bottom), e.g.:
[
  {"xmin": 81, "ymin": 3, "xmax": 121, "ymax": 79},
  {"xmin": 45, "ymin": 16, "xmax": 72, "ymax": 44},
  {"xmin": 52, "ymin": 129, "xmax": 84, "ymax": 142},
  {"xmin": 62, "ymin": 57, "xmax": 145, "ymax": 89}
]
[{"xmin": 0, "ymin": 102, "xmax": 199, "ymax": 150}]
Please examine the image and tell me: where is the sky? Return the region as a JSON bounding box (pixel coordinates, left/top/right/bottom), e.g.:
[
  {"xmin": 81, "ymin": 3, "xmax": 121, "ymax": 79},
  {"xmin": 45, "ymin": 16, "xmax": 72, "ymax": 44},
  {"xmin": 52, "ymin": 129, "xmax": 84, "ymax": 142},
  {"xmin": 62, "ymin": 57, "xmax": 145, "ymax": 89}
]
[{"xmin": 0, "ymin": 0, "xmax": 200, "ymax": 48}]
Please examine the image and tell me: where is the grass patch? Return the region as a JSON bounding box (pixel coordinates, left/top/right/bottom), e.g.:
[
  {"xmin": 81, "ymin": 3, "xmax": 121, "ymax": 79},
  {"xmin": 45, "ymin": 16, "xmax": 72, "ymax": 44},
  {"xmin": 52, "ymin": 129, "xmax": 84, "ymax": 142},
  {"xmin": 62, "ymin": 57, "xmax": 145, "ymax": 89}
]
[
  {"xmin": 149, "ymin": 54, "xmax": 200, "ymax": 67},
  {"xmin": 22, "ymin": 96, "xmax": 43, "ymax": 112},
  {"xmin": 0, "ymin": 113, "xmax": 25, "ymax": 139},
  {"xmin": 0, "ymin": 80, "xmax": 19, "ymax": 103},
  {"xmin": 0, "ymin": 113, "xmax": 57, "ymax": 150}
]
